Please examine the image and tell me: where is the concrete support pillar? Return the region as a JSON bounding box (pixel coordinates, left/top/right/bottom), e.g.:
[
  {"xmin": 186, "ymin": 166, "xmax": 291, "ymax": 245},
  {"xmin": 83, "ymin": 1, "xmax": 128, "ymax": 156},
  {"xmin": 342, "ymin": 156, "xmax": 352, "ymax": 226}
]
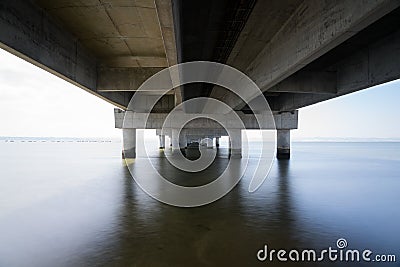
[
  {"xmin": 229, "ymin": 129, "xmax": 242, "ymax": 158},
  {"xmin": 200, "ymin": 138, "xmax": 207, "ymax": 147},
  {"xmin": 171, "ymin": 129, "xmax": 179, "ymax": 150},
  {"xmin": 178, "ymin": 130, "xmax": 187, "ymax": 156},
  {"xmin": 206, "ymin": 137, "xmax": 213, "ymax": 149},
  {"xmin": 179, "ymin": 131, "xmax": 187, "ymax": 148},
  {"xmin": 122, "ymin": 129, "xmax": 136, "ymax": 158},
  {"xmin": 215, "ymin": 137, "xmax": 220, "ymax": 148},
  {"xmin": 171, "ymin": 129, "xmax": 186, "ymax": 155},
  {"xmin": 277, "ymin": 129, "xmax": 290, "ymax": 159},
  {"xmin": 158, "ymin": 135, "xmax": 165, "ymax": 149}
]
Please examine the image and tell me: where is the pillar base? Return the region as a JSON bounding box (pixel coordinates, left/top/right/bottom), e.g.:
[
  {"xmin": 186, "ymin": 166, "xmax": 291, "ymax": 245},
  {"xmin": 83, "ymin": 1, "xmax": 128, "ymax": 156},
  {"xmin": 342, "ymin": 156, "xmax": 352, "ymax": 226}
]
[
  {"xmin": 229, "ymin": 149, "xmax": 242, "ymax": 158},
  {"xmin": 158, "ymin": 135, "xmax": 166, "ymax": 150},
  {"xmin": 206, "ymin": 138, "xmax": 213, "ymax": 149},
  {"xmin": 277, "ymin": 129, "xmax": 290, "ymax": 160},
  {"xmin": 122, "ymin": 148, "xmax": 136, "ymax": 159},
  {"xmin": 122, "ymin": 128, "xmax": 136, "ymax": 159},
  {"xmin": 277, "ymin": 148, "xmax": 290, "ymax": 160}
]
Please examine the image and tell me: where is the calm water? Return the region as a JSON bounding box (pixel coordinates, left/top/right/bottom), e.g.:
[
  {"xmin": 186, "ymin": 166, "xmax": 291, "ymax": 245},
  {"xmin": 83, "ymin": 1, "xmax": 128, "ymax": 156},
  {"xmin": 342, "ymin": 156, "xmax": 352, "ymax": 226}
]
[{"xmin": 0, "ymin": 140, "xmax": 399, "ymax": 266}]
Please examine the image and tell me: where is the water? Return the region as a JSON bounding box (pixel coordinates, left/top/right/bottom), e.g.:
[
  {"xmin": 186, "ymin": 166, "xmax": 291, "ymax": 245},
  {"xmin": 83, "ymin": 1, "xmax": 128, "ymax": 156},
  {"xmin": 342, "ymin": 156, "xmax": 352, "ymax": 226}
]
[{"xmin": 0, "ymin": 140, "xmax": 399, "ymax": 266}]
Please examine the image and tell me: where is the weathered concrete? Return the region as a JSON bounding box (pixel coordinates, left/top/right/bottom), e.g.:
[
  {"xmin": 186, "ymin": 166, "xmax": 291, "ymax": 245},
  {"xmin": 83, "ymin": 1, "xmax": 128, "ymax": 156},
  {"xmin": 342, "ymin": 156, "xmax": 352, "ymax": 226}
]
[
  {"xmin": 269, "ymin": 25, "xmax": 400, "ymax": 111},
  {"xmin": 115, "ymin": 109, "xmax": 298, "ymax": 130},
  {"xmin": 206, "ymin": 138, "xmax": 213, "ymax": 149},
  {"xmin": 179, "ymin": 131, "xmax": 187, "ymax": 149},
  {"xmin": 211, "ymin": 0, "xmax": 400, "ymax": 110},
  {"xmin": 97, "ymin": 67, "xmax": 165, "ymax": 92},
  {"xmin": 158, "ymin": 135, "xmax": 166, "ymax": 149},
  {"xmin": 126, "ymin": 94, "xmax": 175, "ymax": 113},
  {"xmin": 116, "ymin": 108, "xmax": 297, "ymax": 159},
  {"xmin": 229, "ymin": 129, "xmax": 242, "ymax": 159},
  {"xmin": 250, "ymin": 0, "xmax": 398, "ymax": 90},
  {"xmin": 2, "ymin": 0, "xmax": 399, "ymax": 162},
  {"xmin": 268, "ymin": 71, "xmax": 337, "ymax": 94},
  {"xmin": 171, "ymin": 128, "xmax": 180, "ymax": 151},
  {"xmin": 2, "ymin": 0, "xmax": 399, "ymax": 113},
  {"xmin": 168, "ymin": 129, "xmax": 188, "ymax": 154},
  {"xmin": 35, "ymin": 0, "xmax": 166, "ymax": 64},
  {"xmin": 155, "ymin": 0, "xmax": 182, "ymax": 105},
  {"xmin": 0, "ymin": 1, "xmax": 103, "ymax": 102},
  {"xmin": 0, "ymin": 0, "xmax": 178, "ymax": 110},
  {"xmin": 226, "ymin": 0, "xmax": 303, "ymax": 72},
  {"xmin": 277, "ymin": 130, "xmax": 290, "ymax": 160},
  {"xmin": 122, "ymin": 129, "xmax": 136, "ymax": 159}
]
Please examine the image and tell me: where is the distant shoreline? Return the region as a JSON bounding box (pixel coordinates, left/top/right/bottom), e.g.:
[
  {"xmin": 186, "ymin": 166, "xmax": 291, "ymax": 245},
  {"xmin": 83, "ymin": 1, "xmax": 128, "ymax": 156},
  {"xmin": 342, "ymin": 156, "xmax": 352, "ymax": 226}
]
[
  {"xmin": 291, "ymin": 138, "xmax": 400, "ymax": 142},
  {"xmin": 0, "ymin": 136, "xmax": 120, "ymax": 142},
  {"xmin": 1, "ymin": 136, "xmax": 400, "ymax": 143}
]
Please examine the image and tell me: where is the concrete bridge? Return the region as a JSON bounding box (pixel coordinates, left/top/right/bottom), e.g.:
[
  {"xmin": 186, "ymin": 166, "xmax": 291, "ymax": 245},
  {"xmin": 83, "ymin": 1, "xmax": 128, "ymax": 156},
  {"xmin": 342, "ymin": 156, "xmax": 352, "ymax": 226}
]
[{"xmin": 1, "ymin": 0, "xmax": 400, "ymax": 159}]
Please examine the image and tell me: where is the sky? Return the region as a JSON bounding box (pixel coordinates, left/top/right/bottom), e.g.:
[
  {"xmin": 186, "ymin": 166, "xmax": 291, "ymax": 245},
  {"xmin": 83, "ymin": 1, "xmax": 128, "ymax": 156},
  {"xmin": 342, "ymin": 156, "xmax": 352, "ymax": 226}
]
[{"xmin": 0, "ymin": 48, "xmax": 399, "ymax": 140}]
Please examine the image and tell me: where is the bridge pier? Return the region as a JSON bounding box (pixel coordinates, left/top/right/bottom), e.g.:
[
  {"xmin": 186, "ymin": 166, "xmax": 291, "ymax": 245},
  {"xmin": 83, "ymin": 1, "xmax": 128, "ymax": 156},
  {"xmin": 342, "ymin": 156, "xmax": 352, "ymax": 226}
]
[
  {"xmin": 115, "ymin": 110, "xmax": 298, "ymax": 160},
  {"xmin": 178, "ymin": 130, "xmax": 187, "ymax": 155},
  {"xmin": 158, "ymin": 134, "xmax": 166, "ymax": 149},
  {"xmin": 229, "ymin": 129, "xmax": 242, "ymax": 158},
  {"xmin": 171, "ymin": 128, "xmax": 180, "ymax": 153},
  {"xmin": 216, "ymin": 137, "xmax": 220, "ymax": 148},
  {"xmin": 206, "ymin": 138, "xmax": 213, "ymax": 149},
  {"xmin": 277, "ymin": 129, "xmax": 290, "ymax": 160},
  {"xmin": 200, "ymin": 138, "xmax": 207, "ymax": 147},
  {"xmin": 122, "ymin": 129, "xmax": 136, "ymax": 159}
]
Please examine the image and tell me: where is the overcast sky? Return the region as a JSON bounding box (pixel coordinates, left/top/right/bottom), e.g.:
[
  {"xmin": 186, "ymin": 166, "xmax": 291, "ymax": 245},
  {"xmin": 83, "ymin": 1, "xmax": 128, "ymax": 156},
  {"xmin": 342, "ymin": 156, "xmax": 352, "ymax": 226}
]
[{"xmin": 0, "ymin": 48, "xmax": 399, "ymax": 139}]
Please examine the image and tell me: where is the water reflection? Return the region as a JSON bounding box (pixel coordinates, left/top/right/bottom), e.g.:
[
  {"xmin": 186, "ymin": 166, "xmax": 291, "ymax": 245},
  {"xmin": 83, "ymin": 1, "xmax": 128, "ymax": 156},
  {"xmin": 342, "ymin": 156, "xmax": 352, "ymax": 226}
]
[
  {"xmin": 0, "ymin": 142, "xmax": 399, "ymax": 266},
  {"xmin": 74, "ymin": 156, "xmax": 311, "ymax": 266}
]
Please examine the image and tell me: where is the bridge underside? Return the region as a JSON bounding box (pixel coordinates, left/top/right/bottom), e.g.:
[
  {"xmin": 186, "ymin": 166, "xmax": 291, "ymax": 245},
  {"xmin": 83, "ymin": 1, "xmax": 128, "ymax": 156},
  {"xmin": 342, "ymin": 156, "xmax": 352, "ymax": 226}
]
[{"xmin": 1, "ymin": 0, "xmax": 400, "ymax": 159}]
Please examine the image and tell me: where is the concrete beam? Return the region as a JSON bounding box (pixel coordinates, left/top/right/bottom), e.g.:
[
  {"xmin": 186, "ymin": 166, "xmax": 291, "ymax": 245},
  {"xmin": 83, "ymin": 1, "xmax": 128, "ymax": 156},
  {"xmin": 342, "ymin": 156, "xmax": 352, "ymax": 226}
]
[
  {"xmin": 155, "ymin": 0, "xmax": 182, "ymax": 105},
  {"xmin": 273, "ymin": 111, "xmax": 299, "ymax": 130},
  {"xmin": 101, "ymin": 56, "xmax": 168, "ymax": 68},
  {"xmin": 268, "ymin": 71, "xmax": 337, "ymax": 94},
  {"xmin": 100, "ymin": 91, "xmax": 134, "ymax": 109},
  {"xmin": 97, "ymin": 67, "xmax": 165, "ymax": 92},
  {"xmin": 34, "ymin": 1, "xmax": 167, "ymax": 63},
  {"xmin": 0, "ymin": 1, "xmax": 175, "ymax": 110},
  {"xmin": 268, "ymin": 93, "xmax": 332, "ymax": 112},
  {"xmin": 272, "ymin": 26, "xmax": 400, "ymax": 111},
  {"xmin": 155, "ymin": 0, "xmax": 178, "ymax": 68},
  {"xmin": 128, "ymin": 94, "xmax": 175, "ymax": 113},
  {"xmin": 212, "ymin": 0, "xmax": 400, "ymax": 109},
  {"xmin": 114, "ymin": 109, "xmax": 298, "ymax": 130},
  {"xmin": 248, "ymin": 0, "xmax": 399, "ymax": 91},
  {"xmin": 337, "ymin": 27, "xmax": 400, "ymax": 95},
  {"xmin": 226, "ymin": 0, "xmax": 303, "ymax": 71},
  {"xmin": 207, "ymin": 86, "xmax": 243, "ymax": 110},
  {"xmin": 0, "ymin": 0, "xmax": 126, "ymax": 110}
]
